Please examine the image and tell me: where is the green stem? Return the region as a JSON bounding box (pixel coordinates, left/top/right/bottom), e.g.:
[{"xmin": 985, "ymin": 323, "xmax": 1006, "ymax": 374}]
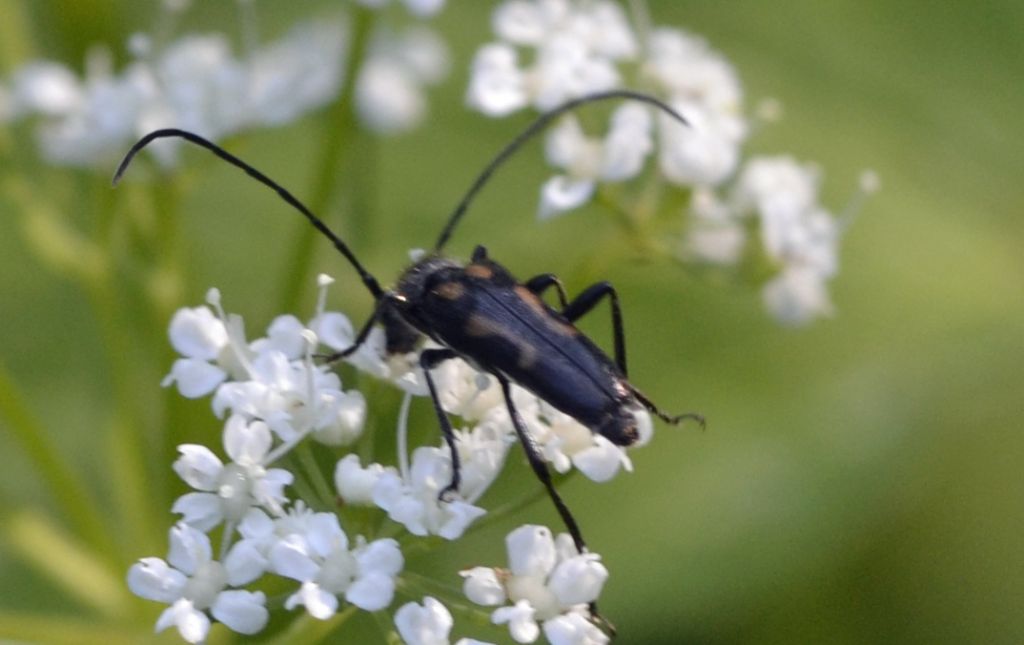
[
  {"xmin": 89, "ymin": 276, "xmax": 161, "ymax": 556},
  {"xmin": 296, "ymin": 441, "xmax": 336, "ymax": 509},
  {"xmin": 277, "ymin": 6, "xmax": 376, "ymax": 314},
  {"xmin": 0, "ymin": 363, "xmax": 116, "ymax": 562},
  {"xmin": 265, "ymin": 605, "xmax": 358, "ymax": 645},
  {"xmin": 86, "ymin": 177, "xmax": 162, "ymax": 555}
]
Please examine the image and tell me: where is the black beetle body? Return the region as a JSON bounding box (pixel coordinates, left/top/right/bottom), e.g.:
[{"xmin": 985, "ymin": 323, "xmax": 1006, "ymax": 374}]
[{"xmin": 392, "ymin": 245, "xmax": 645, "ymax": 447}]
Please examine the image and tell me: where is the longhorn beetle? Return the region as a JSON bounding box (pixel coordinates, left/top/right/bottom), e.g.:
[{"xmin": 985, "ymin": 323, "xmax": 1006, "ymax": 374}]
[{"xmin": 115, "ymin": 89, "xmax": 704, "ymax": 628}]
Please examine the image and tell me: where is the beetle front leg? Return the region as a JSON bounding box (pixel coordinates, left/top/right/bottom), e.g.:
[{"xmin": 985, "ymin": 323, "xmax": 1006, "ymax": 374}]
[
  {"xmin": 419, "ymin": 348, "xmax": 463, "ymax": 501},
  {"xmin": 318, "ymin": 295, "xmax": 397, "ymax": 363},
  {"xmin": 562, "ymin": 281, "xmax": 628, "ymax": 376}
]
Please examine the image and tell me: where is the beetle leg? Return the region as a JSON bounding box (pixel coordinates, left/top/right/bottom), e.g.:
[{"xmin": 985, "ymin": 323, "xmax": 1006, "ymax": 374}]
[
  {"xmin": 561, "ymin": 281, "xmax": 628, "ymax": 377},
  {"xmin": 318, "ymin": 295, "xmax": 395, "ymax": 363},
  {"xmin": 497, "ymin": 375, "xmax": 587, "ymax": 552},
  {"xmin": 419, "ymin": 348, "xmax": 463, "ymax": 501},
  {"xmin": 630, "ymin": 385, "xmax": 706, "ymax": 430},
  {"xmin": 524, "ymin": 273, "xmax": 569, "ymax": 309},
  {"xmin": 498, "ymin": 376, "xmax": 614, "ymax": 633}
]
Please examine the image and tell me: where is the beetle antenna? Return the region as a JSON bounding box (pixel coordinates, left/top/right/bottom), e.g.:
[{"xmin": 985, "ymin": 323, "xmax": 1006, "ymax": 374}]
[
  {"xmin": 113, "ymin": 128, "xmax": 384, "ymax": 299},
  {"xmin": 434, "ymin": 89, "xmax": 689, "ymax": 252}
]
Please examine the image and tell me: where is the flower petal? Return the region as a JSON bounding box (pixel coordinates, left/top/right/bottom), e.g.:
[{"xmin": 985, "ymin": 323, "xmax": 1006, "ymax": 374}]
[
  {"xmin": 346, "ymin": 570, "xmax": 395, "ymax": 611},
  {"xmin": 506, "ymin": 525, "xmax": 556, "ymax": 577},
  {"xmin": 394, "ymin": 596, "xmax": 454, "ymax": 645},
  {"xmin": 171, "ymin": 492, "xmax": 224, "ymax": 532},
  {"xmin": 355, "ymin": 538, "xmax": 403, "ymax": 578},
  {"xmin": 223, "ymin": 415, "xmax": 272, "ymax": 465},
  {"xmin": 211, "ymin": 589, "xmax": 269, "ymax": 635},
  {"xmin": 173, "ymin": 444, "xmax": 223, "ymax": 490},
  {"xmin": 542, "ymin": 610, "xmax": 609, "ymax": 645},
  {"xmin": 156, "ymin": 598, "xmax": 210, "ymax": 644},
  {"xmin": 167, "ymin": 523, "xmax": 212, "ymax": 576},
  {"xmin": 168, "ymin": 306, "xmax": 227, "ymax": 360},
  {"xmin": 548, "ymin": 554, "xmax": 608, "ymax": 606},
  {"xmin": 461, "ymin": 566, "xmax": 507, "ymax": 606},
  {"xmin": 492, "ymin": 599, "xmax": 540, "ymax": 643},
  {"xmin": 224, "ymin": 539, "xmax": 268, "ymax": 586},
  {"xmin": 285, "ymin": 580, "xmax": 338, "ymax": 620},
  {"xmin": 163, "ymin": 358, "xmax": 227, "ymax": 398},
  {"xmin": 127, "ymin": 557, "xmax": 186, "ymax": 603},
  {"xmin": 537, "ymin": 176, "xmax": 595, "ymax": 220}
]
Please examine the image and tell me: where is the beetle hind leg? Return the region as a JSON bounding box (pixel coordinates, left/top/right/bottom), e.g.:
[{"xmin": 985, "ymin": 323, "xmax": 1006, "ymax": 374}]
[{"xmin": 496, "ymin": 375, "xmax": 614, "ymax": 631}]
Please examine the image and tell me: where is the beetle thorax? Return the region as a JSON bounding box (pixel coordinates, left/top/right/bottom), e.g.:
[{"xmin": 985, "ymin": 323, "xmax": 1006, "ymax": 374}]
[{"xmin": 394, "ymin": 255, "xmax": 461, "ymax": 302}]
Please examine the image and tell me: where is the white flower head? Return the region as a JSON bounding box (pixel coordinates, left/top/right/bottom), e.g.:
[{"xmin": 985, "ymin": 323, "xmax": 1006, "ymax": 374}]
[
  {"xmin": 270, "ymin": 510, "xmax": 403, "ymax": 617},
  {"xmin": 462, "ymin": 524, "xmax": 610, "ymax": 643},
  {"xmin": 469, "ymin": 0, "xmax": 636, "ymax": 117},
  {"xmin": 127, "ymin": 523, "xmax": 268, "ymax": 643},
  {"xmin": 171, "ymin": 415, "xmax": 293, "ymax": 530}
]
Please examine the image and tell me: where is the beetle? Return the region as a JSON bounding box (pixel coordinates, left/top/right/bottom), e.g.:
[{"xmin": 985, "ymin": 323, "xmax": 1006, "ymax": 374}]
[{"xmin": 115, "ymin": 88, "xmax": 703, "ymax": 581}]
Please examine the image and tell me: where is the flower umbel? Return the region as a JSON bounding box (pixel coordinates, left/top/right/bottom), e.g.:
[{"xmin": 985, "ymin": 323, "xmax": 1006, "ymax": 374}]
[{"xmin": 462, "ymin": 525, "xmax": 610, "ymax": 644}]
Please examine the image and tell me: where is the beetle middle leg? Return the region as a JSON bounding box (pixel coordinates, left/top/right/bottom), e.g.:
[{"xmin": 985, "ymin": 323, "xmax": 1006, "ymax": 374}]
[{"xmin": 419, "ymin": 348, "xmax": 464, "ymax": 501}]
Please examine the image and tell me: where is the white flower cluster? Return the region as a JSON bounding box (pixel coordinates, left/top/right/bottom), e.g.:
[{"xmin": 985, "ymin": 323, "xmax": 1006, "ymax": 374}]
[
  {"xmin": 130, "ymin": 275, "xmax": 631, "ymax": 642},
  {"xmin": 467, "ymin": 0, "xmax": 745, "ymax": 216},
  {"xmin": 467, "ymin": 0, "xmax": 875, "ymax": 325},
  {"xmin": 0, "ymin": 2, "xmax": 450, "ymax": 166},
  {"xmin": 688, "ymin": 157, "xmax": 862, "ymax": 325},
  {"xmin": 462, "ymin": 525, "xmax": 610, "ymax": 644},
  {"xmin": 0, "ymin": 23, "xmax": 345, "ymax": 167}
]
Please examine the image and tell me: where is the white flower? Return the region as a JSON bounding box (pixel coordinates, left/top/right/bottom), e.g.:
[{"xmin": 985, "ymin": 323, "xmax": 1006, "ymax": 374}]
[
  {"xmin": 684, "ymin": 187, "xmax": 746, "ymax": 265},
  {"xmin": 644, "ymin": 28, "xmax": 747, "ymax": 187},
  {"xmin": 732, "ymin": 156, "xmax": 842, "ymax": 324},
  {"xmin": 270, "ymin": 510, "xmax": 403, "ymax": 617},
  {"xmin": 395, "ymin": 596, "xmax": 454, "ymax": 645},
  {"xmin": 466, "ymin": 43, "xmax": 527, "ymax": 116},
  {"xmin": 335, "ymin": 454, "xmax": 393, "ymax": 506},
  {"xmin": 761, "ymin": 266, "xmax": 834, "ymax": 325},
  {"xmin": 127, "ymin": 523, "xmax": 268, "ymax": 643},
  {"xmin": 9, "ymin": 61, "xmax": 83, "ymax": 117},
  {"xmin": 542, "ymin": 610, "xmax": 609, "ymax": 645},
  {"xmin": 525, "ymin": 401, "xmax": 638, "ymax": 482},
  {"xmin": 468, "ymin": 0, "xmax": 635, "ymax": 115},
  {"xmin": 10, "ymin": 19, "xmax": 349, "ymax": 168},
  {"xmin": 461, "ymin": 567, "xmax": 507, "ymax": 606},
  {"xmin": 357, "ymin": 27, "xmax": 449, "ymax": 134},
  {"xmin": 171, "ymin": 415, "xmax": 293, "ymax": 530},
  {"xmin": 396, "ymin": 597, "xmax": 497, "ymax": 645},
  {"xmin": 371, "ymin": 445, "xmax": 489, "ymax": 540},
  {"xmin": 493, "ymin": 599, "xmax": 541, "ymax": 643},
  {"xmin": 463, "ymin": 525, "xmax": 610, "ymax": 643},
  {"xmin": 162, "ymin": 305, "xmax": 230, "ymax": 398}
]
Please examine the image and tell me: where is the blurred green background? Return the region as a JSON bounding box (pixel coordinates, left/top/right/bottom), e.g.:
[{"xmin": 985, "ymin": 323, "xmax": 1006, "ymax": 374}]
[{"xmin": 0, "ymin": 1, "xmax": 1021, "ymax": 643}]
